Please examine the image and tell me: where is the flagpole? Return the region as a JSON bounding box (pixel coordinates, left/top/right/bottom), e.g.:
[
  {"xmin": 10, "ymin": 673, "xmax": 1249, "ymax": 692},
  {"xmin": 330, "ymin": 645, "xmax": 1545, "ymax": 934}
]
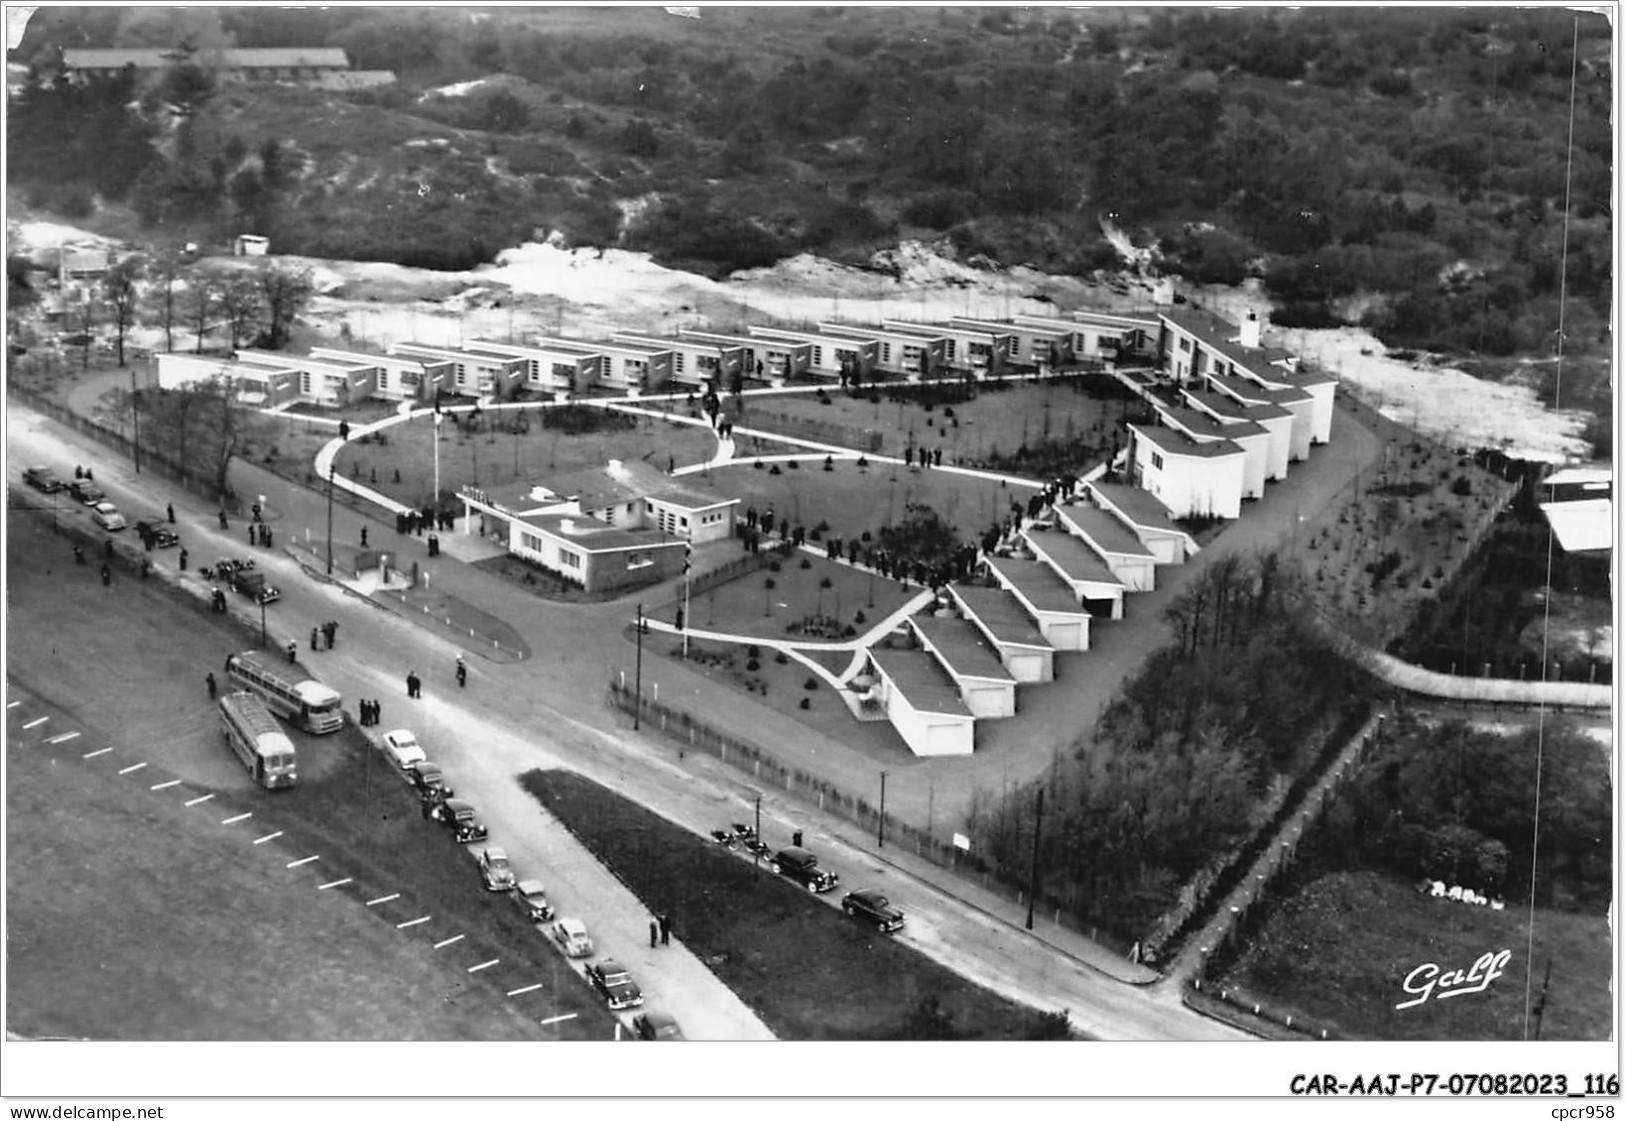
[
  {"xmin": 681, "ymin": 541, "xmax": 692, "ymax": 660},
  {"xmin": 433, "ymin": 402, "xmax": 442, "ymax": 517}
]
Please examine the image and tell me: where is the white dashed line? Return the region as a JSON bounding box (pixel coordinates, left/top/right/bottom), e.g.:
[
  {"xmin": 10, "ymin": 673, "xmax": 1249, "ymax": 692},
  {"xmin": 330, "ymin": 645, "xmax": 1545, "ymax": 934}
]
[
  {"xmin": 149, "ymin": 779, "xmax": 182, "ymax": 791},
  {"xmin": 506, "ymin": 983, "xmax": 544, "ymax": 997},
  {"xmin": 221, "ymin": 812, "xmax": 252, "ymax": 825},
  {"xmin": 366, "ymin": 893, "xmax": 400, "ymax": 907},
  {"xmin": 7, "ymin": 701, "xmax": 21, "ymax": 708},
  {"xmin": 116, "ymin": 762, "xmax": 148, "ymax": 775},
  {"xmin": 285, "ymin": 855, "xmax": 319, "ymax": 868},
  {"xmin": 82, "ymin": 747, "xmax": 113, "ymax": 759},
  {"xmin": 539, "ymin": 1013, "xmax": 578, "ymax": 1025},
  {"xmin": 22, "ymin": 717, "xmax": 47, "ymax": 729},
  {"xmin": 466, "ymin": 959, "xmax": 500, "ymax": 974},
  {"xmin": 252, "ymin": 831, "xmax": 284, "ymax": 845},
  {"xmin": 432, "ymin": 935, "xmax": 465, "ymax": 950},
  {"xmin": 396, "ymin": 916, "xmax": 432, "ymax": 929},
  {"xmin": 45, "ymin": 731, "xmax": 80, "ymax": 744},
  {"xmin": 184, "ymin": 793, "xmax": 215, "ymax": 807},
  {"xmin": 317, "ymin": 878, "xmax": 351, "ymax": 891}
]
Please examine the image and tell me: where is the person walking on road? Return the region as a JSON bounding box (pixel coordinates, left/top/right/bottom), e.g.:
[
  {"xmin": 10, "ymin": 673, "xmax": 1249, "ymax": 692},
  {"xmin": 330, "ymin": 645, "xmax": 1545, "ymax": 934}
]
[
  {"xmin": 323, "ymin": 620, "xmax": 338, "ymax": 649},
  {"xmin": 219, "ymin": 510, "xmax": 229, "ymax": 531},
  {"xmin": 178, "ymin": 548, "xmax": 188, "ymax": 571},
  {"xmin": 650, "ymin": 920, "xmax": 659, "ymax": 949},
  {"xmin": 406, "ymin": 671, "xmax": 421, "ymax": 699},
  {"xmin": 285, "ymin": 641, "xmax": 298, "ymax": 663},
  {"xmin": 100, "ymin": 564, "xmax": 111, "ymax": 587},
  {"xmin": 360, "ymin": 527, "xmax": 368, "ymax": 548},
  {"xmin": 311, "ymin": 627, "xmax": 321, "ymax": 652},
  {"xmin": 248, "ymin": 525, "xmax": 256, "ymax": 548},
  {"xmin": 205, "ymin": 672, "xmax": 217, "ymax": 699},
  {"xmin": 455, "ymin": 655, "xmax": 467, "ymax": 689},
  {"xmin": 658, "ymin": 914, "xmax": 671, "ymax": 946},
  {"xmin": 167, "ymin": 503, "xmax": 175, "ymax": 524}
]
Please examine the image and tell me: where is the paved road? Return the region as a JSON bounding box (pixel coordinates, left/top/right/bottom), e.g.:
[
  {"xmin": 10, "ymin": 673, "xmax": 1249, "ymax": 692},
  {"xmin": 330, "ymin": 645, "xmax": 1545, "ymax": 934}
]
[{"xmin": 10, "ymin": 400, "xmax": 1250, "ymax": 1040}]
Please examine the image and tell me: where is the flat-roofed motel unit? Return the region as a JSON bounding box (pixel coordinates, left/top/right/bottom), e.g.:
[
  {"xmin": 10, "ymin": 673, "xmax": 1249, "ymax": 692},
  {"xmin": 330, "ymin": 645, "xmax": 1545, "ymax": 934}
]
[
  {"xmin": 467, "ymin": 338, "xmax": 604, "ymax": 397},
  {"xmin": 864, "ymin": 646, "xmax": 975, "ymax": 757},
  {"xmin": 745, "ymin": 326, "xmax": 879, "ymax": 379},
  {"xmin": 236, "ymin": 349, "xmax": 377, "ymax": 407},
  {"xmin": 611, "ymin": 332, "xmax": 747, "ymax": 388},
  {"xmin": 881, "ymin": 320, "xmax": 1009, "ymax": 376},
  {"xmin": 152, "ymin": 352, "xmax": 302, "ymax": 408},
  {"xmin": 389, "ymin": 342, "xmax": 525, "ymax": 399},
  {"xmin": 908, "ymin": 614, "xmax": 1017, "ymax": 720},
  {"xmin": 816, "ymin": 322, "xmax": 947, "ymax": 377},
  {"xmin": 308, "ymin": 347, "xmax": 448, "ymax": 402},
  {"xmin": 577, "ymin": 337, "xmax": 675, "ymax": 393},
  {"xmin": 946, "ymin": 583, "xmax": 1055, "ymax": 683},
  {"xmin": 1152, "ymin": 403, "xmax": 1273, "ymax": 501},
  {"xmin": 949, "ymin": 316, "xmax": 1076, "ymax": 368},
  {"xmin": 678, "ymin": 328, "xmax": 812, "ymax": 382},
  {"xmin": 1014, "ymin": 310, "xmax": 1161, "ymax": 361},
  {"xmin": 1127, "ymin": 422, "xmax": 1247, "ymax": 521},
  {"xmin": 1205, "ymin": 372, "xmax": 1315, "ymax": 462}
]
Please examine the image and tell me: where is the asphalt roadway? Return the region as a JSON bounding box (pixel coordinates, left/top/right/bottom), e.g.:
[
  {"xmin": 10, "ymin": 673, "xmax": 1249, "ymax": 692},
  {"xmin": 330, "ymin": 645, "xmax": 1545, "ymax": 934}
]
[{"xmin": 10, "ymin": 399, "xmax": 1261, "ymax": 1040}]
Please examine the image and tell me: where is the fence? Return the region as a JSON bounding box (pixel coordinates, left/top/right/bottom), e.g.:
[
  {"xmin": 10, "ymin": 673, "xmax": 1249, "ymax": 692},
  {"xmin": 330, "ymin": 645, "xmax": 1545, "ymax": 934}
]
[
  {"xmin": 8, "ymin": 386, "xmax": 235, "ymax": 507},
  {"xmin": 606, "ymin": 677, "xmax": 1139, "ymax": 962},
  {"xmin": 686, "ymin": 537, "xmax": 793, "ymax": 599},
  {"xmin": 741, "ymin": 408, "xmax": 884, "ymax": 453}
]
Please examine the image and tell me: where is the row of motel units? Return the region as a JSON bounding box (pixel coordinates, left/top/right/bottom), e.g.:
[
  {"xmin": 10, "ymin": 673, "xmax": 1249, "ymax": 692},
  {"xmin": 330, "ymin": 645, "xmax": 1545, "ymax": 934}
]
[
  {"xmin": 866, "ymin": 478, "xmax": 1199, "ymax": 756},
  {"xmin": 456, "ymin": 459, "xmax": 738, "ymax": 595},
  {"xmin": 746, "ymin": 326, "xmax": 880, "ymax": 380}
]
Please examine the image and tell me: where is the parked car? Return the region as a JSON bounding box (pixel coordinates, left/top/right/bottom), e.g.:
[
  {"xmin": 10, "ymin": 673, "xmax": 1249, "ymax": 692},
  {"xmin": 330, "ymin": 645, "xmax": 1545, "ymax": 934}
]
[
  {"xmin": 631, "ymin": 1012, "xmax": 685, "ymax": 1041},
  {"xmin": 549, "ymin": 917, "xmax": 594, "ymax": 958},
  {"xmin": 842, "ymin": 889, "xmax": 906, "ymax": 933},
  {"xmin": 407, "ymin": 760, "xmax": 452, "ymax": 800},
  {"xmin": 427, "ymin": 797, "xmax": 488, "ymax": 844},
  {"xmin": 133, "ymin": 518, "xmax": 179, "ymax": 548},
  {"xmin": 477, "ymin": 847, "xmax": 516, "ymax": 892},
  {"xmin": 23, "ymin": 466, "xmax": 63, "ymax": 493},
  {"xmin": 68, "ymin": 479, "xmax": 105, "ymax": 505},
  {"xmin": 90, "ymin": 501, "xmax": 126, "ymax": 531},
  {"xmin": 512, "ymin": 878, "xmax": 554, "ymax": 922},
  {"xmin": 585, "ymin": 959, "xmax": 643, "ymax": 1010},
  {"xmin": 382, "ymin": 729, "xmax": 427, "ymax": 772},
  {"xmin": 227, "ymin": 565, "xmax": 280, "ymax": 604},
  {"xmin": 768, "ymin": 846, "xmax": 839, "ymax": 893}
]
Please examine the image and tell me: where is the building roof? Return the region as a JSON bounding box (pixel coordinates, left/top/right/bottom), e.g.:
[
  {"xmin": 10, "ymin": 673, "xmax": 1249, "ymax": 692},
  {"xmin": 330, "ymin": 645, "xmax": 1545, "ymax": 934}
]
[
  {"xmin": 909, "ymin": 614, "xmax": 1014, "ymax": 682},
  {"xmin": 885, "ymin": 319, "xmax": 1009, "ymax": 341},
  {"xmin": 614, "ymin": 331, "xmax": 745, "ymax": 353},
  {"xmin": 1156, "ymin": 404, "xmax": 1268, "ymax": 441},
  {"xmin": 1084, "ymin": 482, "xmax": 1182, "ymax": 537},
  {"xmin": 1053, "ymin": 504, "xmax": 1156, "ymax": 559},
  {"xmin": 520, "ymin": 459, "xmax": 734, "ymax": 514},
  {"xmin": 1064, "ymin": 309, "xmax": 1161, "ymax": 331},
  {"xmin": 749, "ymin": 325, "xmax": 876, "ymax": 348},
  {"xmin": 951, "ymin": 316, "xmax": 1071, "ymax": 340},
  {"xmin": 1207, "ymin": 372, "xmax": 1312, "ymax": 407},
  {"xmin": 63, "ymin": 47, "xmax": 351, "ymax": 71},
  {"xmin": 1544, "ymin": 466, "xmax": 1612, "ymax": 488},
  {"xmin": 682, "ymin": 329, "xmax": 804, "ymax": 351},
  {"xmin": 1183, "ymin": 387, "xmax": 1293, "ymax": 424},
  {"xmin": 1538, "ymin": 499, "xmax": 1613, "ymax": 554},
  {"xmin": 867, "ymin": 648, "xmax": 972, "ymax": 717},
  {"xmin": 1021, "ymin": 528, "xmax": 1126, "ymax": 588},
  {"xmin": 583, "ymin": 338, "xmax": 672, "ymax": 357},
  {"xmin": 818, "ymin": 322, "xmax": 944, "ymax": 343},
  {"xmin": 1129, "ymin": 423, "xmax": 1245, "ymax": 460},
  {"xmin": 984, "ymin": 556, "xmax": 1087, "ymax": 614},
  {"xmin": 472, "ymin": 338, "xmax": 601, "ymax": 360},
  {"xmin": 947, "ymin": 585, "xmax": 1052, "ymax": 649},
  {"xmin": 310, "ymin": 347, "xmax": 447, "ymax": 372},
  {"xmin": 238, "ymin": 349, "xmax": 372, "ymax": 377},
  {"xmin": 519, "ymin": 512, "xmax": 682, "ymax": 553},
  {"xmin": 392, "ymin": 342, "xmax": 521, "ymax": 366},
  {"xmin": 1160, "ymin": 307, "xmax": 1297, "ymax": 375}
]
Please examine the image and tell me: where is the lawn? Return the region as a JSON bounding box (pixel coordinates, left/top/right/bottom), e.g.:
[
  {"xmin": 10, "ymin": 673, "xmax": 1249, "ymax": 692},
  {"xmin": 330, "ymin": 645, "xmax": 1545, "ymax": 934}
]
[
  {"xmin": 1217, "ymin": 869, "xmax": 1611, "ymax": 1041},
  {"xmin": 737, "ymin": 376, "xmax": 1130, "ymax": 476},
  {"xmin": 519, "ymin": 768, "xmax": 1071, "ymax": 1041},
  {"xmin": 244, "ymin": 404, "xmax": 720, "ymax": 508}
]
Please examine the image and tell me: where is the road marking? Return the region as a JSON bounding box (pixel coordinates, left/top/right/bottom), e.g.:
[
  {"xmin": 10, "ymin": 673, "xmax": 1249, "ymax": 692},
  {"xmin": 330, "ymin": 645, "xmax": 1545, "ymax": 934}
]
[
  {"xmin": 366, "ymin": 893, "xmax": 400, "ymax": 907},
  {"xmin": 45, "ymin": 731, "xmax": 80, "ymax": 744},
  {"xmin": 396, "ymin": 915, "xmax": 431, "ymax": 929},
  {"xmin": 432, "ymin": 934, "xmax": 465, "ymax": 950},
  {"xmin": 22, "ymin": 717, "xmax": 47, "ymax": 729},
  {"xmin": 539, "ymin": 1013, "xmax": 577, "ymax": 1026},
  {"xmin": 466, "ymin": 959, "xmax": 500, "ymax": 974},
  {"xmin": 252, "ymin": 831, "xmax": 284, "ymax": 845},
  {"xmin": 149, "ymin": 779, "xmax": 182, "ymax": 791},
  {"xmin": 285, "ymin": 855, "xmax": 320, "ymax": 868},
  {"xmin": 317, "ymin": 878, "xmax": 352, "ymax": 891},
  {"xmin": 7, "ymin": 701, "xmax": 21, "ymax": 708},
  {"xmin": 116, "ymin": 762, "xmax": 148, "ymax": 775},
  {"xmin": 221, "ymin": 812, "xmax": 253, "ymax": 825},
  {"xmin": 506, "ymin": 983, "xmax": 544, "ymax": 997},
  {"xmin": 82, "ymin": 747, "xmax": 113, "ymax": 759},
  {"xmin": 184, "ymin": 793, "xmax": 215, "ymax": 807}
]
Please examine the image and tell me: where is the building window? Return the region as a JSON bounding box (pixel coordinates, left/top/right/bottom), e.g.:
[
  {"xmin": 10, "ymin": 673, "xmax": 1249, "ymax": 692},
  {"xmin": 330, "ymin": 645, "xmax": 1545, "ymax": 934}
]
[
  {"xmin": 1179, "ymin": 337, "xmax": 1191, "ymax": 353},
  {"xmin": 880, "ymin": 342, "xmax": 892, "ymax": 364},
  {"xmin": 1151, "ymin": 451, "xmax": 1165, "ymax": 471},
  {"xmin": 944, "ymin": 339, "xmax": 958, "ymax": 360},
  {"xmin": 626, "ymin": 551, "xmax": 653, "ymax": 570},
  {"xmin": 679, "ymin": 516, "xmax": 689, "ymax": 528},
  {"xmin": 558, "ymin": 549, "xmax": 581, "ymax": 569},
  {"xmin": 811, "ymin": 345, "xmax": 823, "ymax": 367},
  {"xmin": 299, "ymin": 370, "xmax": 313, "ymax": 395},
  {"xmin": 520, "ymin": 532, "xmax": 542, "ymax": 552}
]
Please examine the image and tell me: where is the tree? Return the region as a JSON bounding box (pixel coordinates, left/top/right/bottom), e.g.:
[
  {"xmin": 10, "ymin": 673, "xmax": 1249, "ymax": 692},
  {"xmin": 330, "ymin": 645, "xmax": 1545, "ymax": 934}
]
[
  {"xmin": 183, "ymin": 272, "xmax": 217, "ymax": 352},
  {"xmin": 256, "ymin": 263, "xmax": 314, "ymax": 350},
  {"xmin": 102, "ymin": 257, "xmax": 144, "ymax": 368},
  {"xmin": 218, "ymin": 274, "xmax": 261, "ymax": 350},
  {"xmin": 149, "ymin": 250, "xmax": 185, "ymax": 353}
]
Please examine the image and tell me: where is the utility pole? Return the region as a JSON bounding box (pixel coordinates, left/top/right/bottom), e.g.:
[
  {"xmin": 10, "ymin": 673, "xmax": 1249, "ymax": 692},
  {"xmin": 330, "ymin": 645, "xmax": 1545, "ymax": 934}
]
[
  {"xmin": 1025, "ymin": 787, "xmax": 1045, "ymax": 930},
  {"xmin": 259, "ymin": 597, "xmax": 267, "ymax": 649},
  {"xmin": 754, "ymin": 793, "xmax": 762, "ymax": 878},
  {"xmin": 130, "ymin": 365, "xmax": 142, "ymax": 473},
  {"xmin": 325, "ymin": 462, "xmax": 335, "ymax": 576},
  {"xmin": 877, "ymin": 770, "xmax": 887, "ymax": 848},
  {"xmin": 633, "ymin": 603, "xmax": 644, "ymax": 731}
]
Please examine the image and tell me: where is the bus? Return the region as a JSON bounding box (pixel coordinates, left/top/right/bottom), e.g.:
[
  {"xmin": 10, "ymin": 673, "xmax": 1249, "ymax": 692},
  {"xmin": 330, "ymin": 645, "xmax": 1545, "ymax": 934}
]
[
  {"xmin": 224, "ymin": 650, "xmax": 344, "ymax": 735},
  {"xmin": 219, "ymin": 691, "xmax": 298, "ymax": 789}
]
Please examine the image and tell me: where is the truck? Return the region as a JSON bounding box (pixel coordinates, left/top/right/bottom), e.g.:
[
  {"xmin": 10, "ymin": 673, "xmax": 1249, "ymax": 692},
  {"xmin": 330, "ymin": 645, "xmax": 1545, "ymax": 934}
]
[{"xmin": 231, "ymin": 568, "xmax": 281, "ymax": 604}]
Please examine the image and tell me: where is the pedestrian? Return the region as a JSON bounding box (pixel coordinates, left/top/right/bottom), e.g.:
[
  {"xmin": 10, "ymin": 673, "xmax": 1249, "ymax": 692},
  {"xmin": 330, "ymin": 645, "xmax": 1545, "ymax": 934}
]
[
  {"xmin": 792, "ymin": 830, "xmax": 803, "ymax": 848},
  {"xmin": 934, "ymin": 447, "xmax": 943, "ymax": 467},
  {"xmin": 311, "ymin": 627, "xmax": 321, "ymax": 652},
  {"xmin": 371, "ymin": 699, "xmax": 381, "ymax": 726},
  {"xmin": 178, "ymin": 548, "xmax": 188, "ymax": 571},
  {"xmin": 324, "ymin": 620, "xmax": 338, "ymax": 649},
  {"xmin": 406, "ymin": 671, "xmax": 418, "ymax": 699},
  {"xmin": 73, "ymin": 545, "xmax": 84, "ymax": 565},
  {"xmin": 74, "ymin": 465, "xmax": 83, "ymax": 480},
  {"xmin": 100, "ymin": 563, "xmax": 111, "ymax": 587},
  {"xmin": 360, "ymin": 699, "xmax": 370, "ymax": 727},
  {"xmin": 167, "ymin": 503, "xmax": 176, "ymax": 524},
  {"xmin": 84, "ymin": 468, "xmax": 94, "ymax": 482},
  {"xmin": 252, "ymin": 502, "xmax": 262, "ymax": 522},
  {"xmin": 248, "ymin": 525, "xmax": 256, "ymax": 547},
  {"xmin": 650, "ymin": 920, "xmax": 659, "ymax": 949},
  {"xmin": 206, "ymin": 672, "xmax": 217, "ymax": 699},
  {"xmin": 219, "ymin": 510, "xmax": 229, "ymax": 531},
  {"xmin": 456, "ymin": 661, "xmax": 467, "ymax": 689},
  {"xmin": 360, "ymin": 526, "xmax": 368, "ymax": 548},
  {"xmin": 264, "ymin": 527, "xmax": 274, "ymax": 549},
  {"xmin": 285, "ymin": 641, "xmax": 298, "ymax": 663},
  {"xmin": 659, "ymin": 914, "xmax": 671, "ymax": 946}
]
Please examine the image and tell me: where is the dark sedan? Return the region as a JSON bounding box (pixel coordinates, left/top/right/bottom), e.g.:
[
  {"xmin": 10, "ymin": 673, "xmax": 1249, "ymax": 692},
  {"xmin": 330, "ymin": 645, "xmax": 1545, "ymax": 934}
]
[{"xmin": 842, "ymin": 889, "xmax": 906, "ymax": 933}]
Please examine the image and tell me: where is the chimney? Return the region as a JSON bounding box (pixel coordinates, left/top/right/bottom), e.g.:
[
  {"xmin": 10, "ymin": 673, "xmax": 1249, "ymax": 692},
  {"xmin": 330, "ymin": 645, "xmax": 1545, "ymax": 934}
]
[{"xmin": 1239, "ymin": 311, "xmax": 1262, "ymax": 349}]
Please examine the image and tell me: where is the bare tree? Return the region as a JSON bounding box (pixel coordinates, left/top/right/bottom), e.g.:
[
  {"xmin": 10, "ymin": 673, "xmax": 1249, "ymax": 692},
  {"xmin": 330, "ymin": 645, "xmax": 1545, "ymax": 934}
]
[
  {"xmin": 150, "ymin": 249, "xmax": 185, "ymax": 352},
  {"xmin": 183, "ymin": 270, "xmax": 217, "ymax": 351},
  {"xmin": 218, "ymin": 274, "xmax": 261, "ymax": 350},
  {"xmin": 256, "ymin": 262, "xmax": 314, "ymax": 349},
  {"xmin": 101, "ymin": 257, "xmax": 145, "ymax": 368}
]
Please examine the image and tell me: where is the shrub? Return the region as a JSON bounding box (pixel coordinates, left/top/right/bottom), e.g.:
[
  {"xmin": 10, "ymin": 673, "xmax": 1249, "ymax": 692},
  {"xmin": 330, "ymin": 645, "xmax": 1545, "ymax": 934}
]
[
  {"xmin": 1451, "ymin": 476, "xmax": 1473, "ymax": 496},
  {"xmin": 746, "ymin": 659, "xmax": 760, "ymax": 672},
  {"xmin": 787, "ymin": 460, "xmax": 800, "ymax": 470},
  {"xmin": 775, "ymin": 651, "xmax": 789, "ymax": 664},
  {"xmin": 769, "ymin": 465, "xmax": 781, "ymax": 475},
  {"xmin": 804, "ymin": 677, "xmax": 819, "ymax": 691},
  {"xmin": 799, "ymin": 697, "xmax": 811, "ymax": 709},
  {"xmin": 769, "ymin": 561, "xmax": 781, "ymax": 572},
  {"xmin": 854, "ymin": 611, "xmax": 867, "ymax": 625},
  {"xmin": 747, "ymin": 644, "xmax": 761, "ymax": 659},
  {"xmin": 799, "ymin": 557, "xmax": 812, "ymax": 569}
]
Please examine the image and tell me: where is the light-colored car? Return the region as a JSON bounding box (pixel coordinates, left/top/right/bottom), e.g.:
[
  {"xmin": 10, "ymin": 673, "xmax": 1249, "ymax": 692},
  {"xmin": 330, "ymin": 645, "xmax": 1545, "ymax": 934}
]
[
  {"xmin": 549, "ymin": 917, "xmax": 594, "ymax": 958},
  {"xmin": 382, "ymin": 729, "xmax": 427, "ymax": 772},
  {"xmin": 478, "ymin": 847, "xmax": 516, "ymax": 892},
  {"xmin": 512, "ymin": 878, "xmax": 553, "ymax": 921},
  {"xmin": 90, "ymin": 501, "xmax": 126, "ymax": 531}
]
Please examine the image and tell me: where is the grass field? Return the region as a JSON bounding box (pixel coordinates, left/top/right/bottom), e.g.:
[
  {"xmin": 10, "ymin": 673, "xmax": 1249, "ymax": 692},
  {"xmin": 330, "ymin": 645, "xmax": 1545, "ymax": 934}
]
[
  {"xmin": 1217, "ymin": 870, "xmax": 1611, "ymax": 1041},
  {"xmin": 519, "ymin": 768, "xmax": 1070, "ymax": 1040}
]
